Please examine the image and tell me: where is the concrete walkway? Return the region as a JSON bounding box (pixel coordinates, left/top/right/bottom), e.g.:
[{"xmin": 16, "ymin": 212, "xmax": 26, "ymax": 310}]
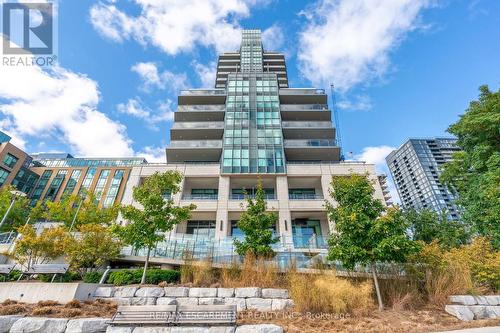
[{"xmin": 432, "ymin": 327, "xmax": 500, "ymax": 333}]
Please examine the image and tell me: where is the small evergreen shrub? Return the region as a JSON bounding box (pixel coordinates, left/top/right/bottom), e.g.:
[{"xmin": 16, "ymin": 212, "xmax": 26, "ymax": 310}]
[
  {"xmin": 107, "ymin": 269, "xmax": 180, "ymax": 285},
  {"xmin": 83, "ymin": 271, "xmax": 103, "ymax": 284}
]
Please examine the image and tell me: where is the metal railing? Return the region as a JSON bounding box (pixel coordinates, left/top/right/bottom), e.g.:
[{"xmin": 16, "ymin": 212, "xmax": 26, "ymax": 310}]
[
  {"xmin": 282, "ymin": 121, "xmax": 332, "ymax": 128},
  {"xmin": 168, "ymin": 140, "xmax": 222, "ymax": 149},
  {"xmin": 177, "ymin": 105, "xmax": 225, "ymax": 111},
  {"xmin": 288, "ymin": 193, "xmax": 324, "ymax": 200},
  {"xmin": 279, "ymin": 88, "xmax": 325, "ymax": 95},
  {"xmin": 0, "ymin": 231, "xmax": 16, "ymax": 245},
  {"xmin": 181, "ymin": 194, "xmax": 219, "ymax": 200},
  {"xmin": 284, "ymin": 139, "xmax": 336, "ymax": 147},
  {"xmin": 230, "ymin": 194, "xmax": 276, "ymax": 200}
]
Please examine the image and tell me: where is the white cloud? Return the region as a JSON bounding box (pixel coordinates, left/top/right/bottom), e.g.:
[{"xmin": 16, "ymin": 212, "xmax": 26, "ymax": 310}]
[
  {"xmin": 354, "ymin": 145, "xmax": 400, "ymax": 204},
  {"xmin": 131, "ymin": 62, "xmax": 188, "ymax": 93},
  {"xmin": 298, "ymin": 0, "xmax": 433, "ymax": 91},
  {"xmin": 117, "ymin": 97, "xmax": 175, "ymax": 130},
  {"xmin": 0, "ymin": 52, "xmax": 134, "ymax": 157},
  {"xmin": 136, "ymin": 145, "xmax": 166, "ymax": 163},
  {"xmin": 193, "ymin": 61, "xmax": 217, "ymax": 88},
  {"xmin": 262, "ymin": 24, "xmax": 285, "ymax": 51},
  {"xmin": 90, "ymin": 0, "xmax": 270, "ymax": 55},
  {"xmin": 337, "ymin": 94, "xmax": 372, "ymax": 111}
]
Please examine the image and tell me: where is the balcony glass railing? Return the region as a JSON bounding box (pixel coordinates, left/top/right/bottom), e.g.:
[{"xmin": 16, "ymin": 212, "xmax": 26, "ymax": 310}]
[
  {"xmin": 279, "ymin": 88, "xmax": 325, "ymax": 95},
  {"xmin": 230, "ymin": 193, "xmax": 276, "ymax": 200},
  {"xmin": 180, "ymin": 89, "xmax": 226, "ymax": 96},
  {"xmin": 280, "ymin": 104, "xmax": 329, "ymax": 111},
  {"xmin": 182, "ymin": 194, "xmax": 218, "ymax": 200},
  {"xmin": 284, "ymin": 139, "xmax": 336, "ymax": 147},
  {"xmin": 168, "ymin": 140, "xmax": 222, "ymax": 148},
  {"xmin": 288, "ymin": 193, "xmax": 324, "ymax": 200},
  {"xmin": 282, "ymin": 121, "xmax": 332, "ymax": 128},
  {"xmin": 177, "ymin": 105, "xmax": 225, "ymax": 111},
  {"xmin": 172, "ymin": 122, "xmax": 224, "ymax": 129}
]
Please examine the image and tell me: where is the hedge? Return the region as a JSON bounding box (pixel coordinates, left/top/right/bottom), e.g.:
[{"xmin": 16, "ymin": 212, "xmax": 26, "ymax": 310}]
[{"xmin": 107, "ymin": 269, "xmax": 180, "ymax": 285}]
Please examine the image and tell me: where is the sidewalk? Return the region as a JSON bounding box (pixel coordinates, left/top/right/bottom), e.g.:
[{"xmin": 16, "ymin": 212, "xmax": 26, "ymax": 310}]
[{"xmin": 432, "ymin": 327, "xmax": 500, "ymax": 333}]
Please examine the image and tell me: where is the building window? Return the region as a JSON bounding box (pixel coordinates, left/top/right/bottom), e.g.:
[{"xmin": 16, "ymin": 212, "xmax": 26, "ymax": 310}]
[
  {"xmin": 3, "ymin": 153, "xmax": 18, "ymax": 168},
  {"xmin": 62, "ymin": 169, "xmax": 82, "ymax": 197},
  {"xmin": 94, "ymin": 169, "xmax": 111, "ymax": 202},
  {"xmin": 44, "ymin": 170, "xmax": 67, "ymax": 201},
  {"xmin": 31, "ymin": 170, "xmax": 53, "ymax": 202},
  {"xmin": 102, "ymin": 170, "xmax": 124, "ymax": 207},
  {"xmin": 185, "ymin": 220, "xmax": 216, "ymax": 238},
  {"xmin": 80, "ymin": 167, "xmax": 97, "ymax": 194},
  {"xmin": 0, "ymin": 167, "xmax": 10, "ymax": 186}
]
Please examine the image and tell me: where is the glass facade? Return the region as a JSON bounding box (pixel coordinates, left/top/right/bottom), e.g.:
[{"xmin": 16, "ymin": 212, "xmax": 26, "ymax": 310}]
[
  {"xmin": 32, "ymin": 158, "xmax": 145, "ymax": 168},
  {"xmin": 3, "ymin": 153, "xmax": 18, "ymax": 168},
  {"xmin": 45, "ymin": 170, "xmax": 67, "ymax": 201},
  {"xmin": 221, "ymin": 30, "xmax": 285, "ymax": 174},
  {"xmin": 12, "ymin": 168, "xmax": 39, "ymax": 194},
  {"xmin": 0, "ymin": 167, "xmax": 9, "ymax": 186},
  {"xmin": 62, "ymin": 169, "xmax": 82, "ymax": 197},
  {"xmin": 103, "ymin": 169, "xmax": 124, "ymax": 207},
  {"xmin": 94, "ymin": 169, "xmax": 110, "ymax": 202},
  {"xmin": 31, "ymin": 170, "xmax": 52, "ymax": 201},
  {"xmin": 80, "ymin": 167, "xmax": 97, "ymax": 194}
]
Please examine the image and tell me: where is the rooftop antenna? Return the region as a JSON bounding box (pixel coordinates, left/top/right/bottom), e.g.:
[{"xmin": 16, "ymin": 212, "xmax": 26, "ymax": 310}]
[{"xmin": 330, "ymin": 84, "xmax": 344, "ymax": 160}]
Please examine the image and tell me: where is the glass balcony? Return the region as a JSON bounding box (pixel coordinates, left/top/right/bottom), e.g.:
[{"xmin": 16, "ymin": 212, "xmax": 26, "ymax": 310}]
[
  {"xmin": 182, "ymin": 194, "xmax": 219, "ymax": 200},
  {"xmin": 288, "ymin": 193, "xmax": 324, "ymax": 200},
  {"xmin": 180, "ymin": 89, "xmax": 226, "ymax": 96},
  {"xmin": 230, "ymin": 193, "xmax": 276, "ymax": 200},
  {"xmin": 177, "ymin": 105, "xmax": 225, "ymax": 111},
  {"xmin": 282, "ymin": 121, "xmax": 332, "ymax": 128},
  {"xmin": 168, "ymin": 140, "xmax": 222, "ymax": 148},
  {"xmin": 284, "ymin": 139, "xmax": 336, "ymax": 147},
  {"xmin": 279, "ymin": 88, "xmax": 325, "ymax": 95},
  {"xmin": 172, "ymin": 122, "xmax": 224, "ymax": 129},
  {"xmin": 280, "ymin": 104, "xmax": 328, "ymax": 111}
]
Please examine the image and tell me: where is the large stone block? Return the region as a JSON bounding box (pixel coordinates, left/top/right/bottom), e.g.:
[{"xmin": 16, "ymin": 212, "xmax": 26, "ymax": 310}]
[
  {"xmin": 235, "ymin": 288, "xmax": 261, "ymax": 298},
  {"xmin": 170, "ymin": 328, "xmax": 208, "ymax": 333},
  {"xmin": 224, "ymin": 298, "xmax": 247, "ymax": 311},
  {"xmin": 107, "ymin": 297, "xmax": 131, "ymax": 306},
  {"xmin": 485, "ymin": 295, "xmax": 500, "ymax": 306},
  {"xmin": 485, "ymin": 306, "xmax": 500, "ymax": 318},
  {"xmin": 94, "ymin": 287, "xmax": 115, "ymax": 298},
  {"xmin": 135, "ymin": 287, "xmax": 165, "ymax": 298},
  {"xmin": 65, "ymin": 318, "xmax": 109, "ymax": 333},
  {"xmin": 445, "ymin": 305, "xmax": 474, "ymax": 321},
  {"xmin": 156, "ymin": 297, "xmax": 178, "ymax": 305},
  {"xmin": 114, "ymin": 287, "xmax": 138, "ymax": 298},
  {"xmin": 208, "ymin": 328, "xmax": 235, "ymax": 333},
  {"xmin": 176, "ymin": 297, "xmax": 199, "ymax": 306},
  {"xmin": 246, "ymin": 298, "xmax": 272, "ymax": 312},
  {"xmin": 271, "ymin": 299, "xmax": 294, "ymax": 311},
  {"xmin": 235, "ymin": 324, "xmax": 283, "ymax": 333},
  {"xmin": 106, "ymin": 327, "xmax": 133, "ymax": 333},
  {"xmin": 473, "ymin": 296, "xmax": 489, "ymax": 305},
  {"xmin": 0, "ymin": 315, "xmax": 21, "ymax": 333},
  {"xmin": 189, "ymin": 288, "xmax": 217, "ymax": 298},
  {"xmin": 164, "ymin": 287, "xmax": 189, "ymax": 297},
  {"xmin": 198, "ymin": 298, "xmax": 225, "ymax": 305},
  {"xmin": 133, "ymin": 328, "xmax": 172, "ymax": 333},
  {"xmin": 217, "ymin": 288, "xmax": 235, "ymax": 298},
  {"xmin": 130, "ymin": 297, "xmax": 157, "ymax": 305},
  {"xmin": 448, "ymin": 295, "xmax": 476, "ymax": 305},
  {"xmin": 261, "ymin": 289, "xmax": 289, "ymax": 299},
  {"xmin": 10, "ymin": 317, "xmax": 68, "ymax": 333},
  {"xmin": 469, "ymin": 305, "xmax": 488, "ymax": 319}
]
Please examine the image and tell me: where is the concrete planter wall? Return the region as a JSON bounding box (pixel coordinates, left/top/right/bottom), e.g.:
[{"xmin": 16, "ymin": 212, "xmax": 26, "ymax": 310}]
[
  {"xmin": 445, "ymin": 295, "xmax": 500, "ymax": 321},
  {"xmin": 0, "ymin": 316, "xmax": 283, "ymax": 333},
  {"xmin": 0, "ymin": 283, "xmax": 100, "ymax": 303},
  {"xmin": 94, "ymin": 286, "xmax": 294, "ymax": 312}
]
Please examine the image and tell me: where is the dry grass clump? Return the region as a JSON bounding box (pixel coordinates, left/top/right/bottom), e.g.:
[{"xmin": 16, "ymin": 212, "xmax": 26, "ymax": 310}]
[
  {"xmin": 0, "ymin": 299, "xmax": 117, "ymax": 318},
  {"xmin": 0, "ymin": 303, "xmax": 29, "ymax": 315},
  {"xmin": 180, "ymin": 260, "xmax": 218, "ymax": 287},
  {"xmin": 32, "ymin": 306, "xmax": 56, "ymax": 316},
  {"xmin": 37, "ymin": 300, "xmax": 59, "ymax": 307},
  {"xmin": 64, "ymin": 300, "xmax": 82, "ymax": 308},
  {"xmin": 289, "ymin": 273, "xmax": 374, "ymax": 315}
]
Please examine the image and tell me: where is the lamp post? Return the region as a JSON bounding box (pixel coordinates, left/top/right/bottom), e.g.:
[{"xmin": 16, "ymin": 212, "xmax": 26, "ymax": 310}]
[
  {"xmin": 69, "ymin": 193, "xmax": 85, "ymax": 232},
  {"xmin": 0, "ymin": 190, "xmax": 27, "ymax": 230}
]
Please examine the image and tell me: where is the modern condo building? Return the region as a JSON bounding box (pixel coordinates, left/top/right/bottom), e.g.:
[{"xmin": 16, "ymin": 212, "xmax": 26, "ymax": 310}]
[
  {"xmin": 386, "ymin": 138, "xmax": 461, "ymax": 219},
  {"xmin": 121, "ymin": 30, "xmax": 387, "ymax": 260}
]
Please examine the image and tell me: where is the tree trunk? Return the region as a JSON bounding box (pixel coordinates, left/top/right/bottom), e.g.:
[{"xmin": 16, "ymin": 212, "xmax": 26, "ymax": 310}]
[
  {"xmin": 371, "ymin": 262, "xmax": 384, "ymax": 310},
  {"xmin": 141, "ymin": 246, "xmax": 151, "ymax": 285}
]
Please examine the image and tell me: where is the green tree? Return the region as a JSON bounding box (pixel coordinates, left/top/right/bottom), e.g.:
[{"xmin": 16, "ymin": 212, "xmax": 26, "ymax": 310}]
[
  {"xmin": 115, "ymin": 171, "xmax": 195, "ymax": 284},
  {"xmin": 441, "ymin": 85, "xmax": 500, "ymax": 248},
  {"xmin": 65, "ymin": 224, "xmax": 122, "ymax": 276},
  {"xmin": 0, "ymin": 186, "xmax": 31, "ymax": 232},
  {"xmin": 326, "ymin": 174, "xmax": 420, "ymax": 310},
  {"xmin": 404, "ymin": 208, "xmax": 470, "ymax": 249},
  {"xmin": 13, "ymin": 225, "xmax": 69, "ymax": 268},
  {"xmin": 233, "ymin": 181, "xmax": 279, "ymax": 258}
]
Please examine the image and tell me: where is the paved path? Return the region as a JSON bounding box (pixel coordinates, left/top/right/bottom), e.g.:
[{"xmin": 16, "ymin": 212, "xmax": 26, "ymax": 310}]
[{"xmin": 432, "ymin": 327, "xmax": 500, "ymax": 333}]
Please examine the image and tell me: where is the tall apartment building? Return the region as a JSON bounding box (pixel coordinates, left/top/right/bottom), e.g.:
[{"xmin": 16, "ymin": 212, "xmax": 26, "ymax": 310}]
[
  {"xmin": 121, "ymin": 30, "xmax": 387, "ymax": 257},
  {"xmin": 0, "ymin": 130, "xmax": 39, "ymax": 194},
  {"xmin": 28, "ymin": 154, "xmax": 147, "ymax": 207},
  {"xmin": 386, "ymin": 138, "xmax": 461, "ymax": 219}
]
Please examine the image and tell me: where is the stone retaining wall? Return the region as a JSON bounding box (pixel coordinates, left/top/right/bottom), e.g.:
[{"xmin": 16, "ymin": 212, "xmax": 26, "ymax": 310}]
[
  {"xmin": 445, "ymin": 295, "xmax": 500, "ymax": 321},
  {"xmin": 0, "ymin": 316, "xmax": 283, "ymax": 333},
  {"xmin": 93, "ymin": 287, "xmax": 294, "ymax": 312}
]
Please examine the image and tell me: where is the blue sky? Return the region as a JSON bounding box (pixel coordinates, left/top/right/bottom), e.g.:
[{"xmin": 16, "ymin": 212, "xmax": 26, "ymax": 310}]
[{"xmin": 1, "ymin": 0, "xmax": 499, "ymax": 172}]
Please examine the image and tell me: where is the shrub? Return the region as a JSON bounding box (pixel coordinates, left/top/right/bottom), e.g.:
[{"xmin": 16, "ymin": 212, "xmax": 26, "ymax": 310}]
[
  {"xmin": 107, "ymin": 268, "xmax": 180, "ymax": 285},
  {"xmin": 289, "ymin": 273, "xmax": 374, "ymax": 315},
  {"xmin": 83, "ymin": 271, "xmax": 103, "ymax": 284},
  {"xmin": 181, "ymin": 260, "xmax": 217, "ymax": 286},
  {"xmin": 37, "ymin": 271, "xmax": 80, "ymax": 283},
  {"xmin": 5, "ymin": 270, "xmax": 22, "ymax": 282}
]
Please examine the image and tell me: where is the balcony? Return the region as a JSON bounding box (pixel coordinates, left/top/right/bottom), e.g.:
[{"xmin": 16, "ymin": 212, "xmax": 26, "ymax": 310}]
[
  {"xmin": 170, "ymin": 122, "xmax": 224, "ymax": 140},
  {"xmin": 279, "ymin": 88, "xmax": 327, "ymax": 104},
  {"xmin": 284, "ymin": 139, "xmax": 340, "ymax": 161},
  {"xmin": 289, "ymin": 193, "xmax": 324, "ymax": 200},
  {"xmin": 230, "ymin": 193, "xmax": 276, "ymax": 200},
  {"xmin": 182, "ymin": 194, "xmax": 218, "ymax": 200},
  {"xmin": 178, "ymin": 89, "xmax": 226, "ymax": 105},
  {"xmin": 166, "ymin": 140, "xmax": 222, "ymax": 163},
  {"xmin": 280, "ymin": 104, "xmax": 331, "ymax": 121},
  {"xmin": 175, "ymin": 105, "xmax": 225, "ymax": 122},
  {"xmin": 282, "ymin": 121, "xmax": 335, "ymax": 140}
]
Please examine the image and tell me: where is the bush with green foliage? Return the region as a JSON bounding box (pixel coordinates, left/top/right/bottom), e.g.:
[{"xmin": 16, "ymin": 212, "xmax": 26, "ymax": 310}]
[
  {"xmin": 83, "ymin": 271, "xmax": 103, "ymax": 283},
  {"xmin": 107, "ymin": 269, "xmax": 180, "ymax": 285}
]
